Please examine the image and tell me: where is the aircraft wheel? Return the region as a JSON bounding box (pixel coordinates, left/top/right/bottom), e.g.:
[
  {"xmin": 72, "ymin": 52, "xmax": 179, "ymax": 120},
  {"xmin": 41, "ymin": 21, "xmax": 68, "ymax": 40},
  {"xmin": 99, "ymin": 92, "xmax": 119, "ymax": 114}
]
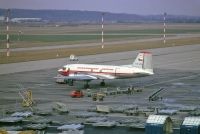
[
  {"xmin": 84, "ymin": 84, "xmax": 90, "ymax": 89},
  {"xmin": 68, "ymin": 80, "xmax": 74, "ymax": 86},
  {"xmin": 64, "ymin": 79, "xmax": 68, "ymax": 84},
  {"xmin": 100, "ymin": 81, "xmax": 105, "ymax": 86}
]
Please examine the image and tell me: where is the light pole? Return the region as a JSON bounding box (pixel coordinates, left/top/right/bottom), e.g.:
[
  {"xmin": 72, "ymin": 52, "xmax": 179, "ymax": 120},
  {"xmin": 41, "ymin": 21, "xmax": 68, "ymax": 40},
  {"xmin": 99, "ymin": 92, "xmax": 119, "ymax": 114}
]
[
  {"xmin": 101, "ymin": 13, "xmax": 105, "ymax": 49},
  {"xmin": 163, "ymin": 12, "xmax": 167, "ymax": 45},
  {"xmin": 6, "ymin": 9, "xmax": 10, "ymax": 57}
]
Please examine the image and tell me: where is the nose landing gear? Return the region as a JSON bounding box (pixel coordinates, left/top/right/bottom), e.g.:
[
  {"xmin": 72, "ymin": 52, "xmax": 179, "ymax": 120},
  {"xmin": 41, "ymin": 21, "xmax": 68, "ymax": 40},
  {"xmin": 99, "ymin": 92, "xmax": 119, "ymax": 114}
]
[{"xmin": 100, "ymin": 80, "xmax": 105, "ymax": 86}]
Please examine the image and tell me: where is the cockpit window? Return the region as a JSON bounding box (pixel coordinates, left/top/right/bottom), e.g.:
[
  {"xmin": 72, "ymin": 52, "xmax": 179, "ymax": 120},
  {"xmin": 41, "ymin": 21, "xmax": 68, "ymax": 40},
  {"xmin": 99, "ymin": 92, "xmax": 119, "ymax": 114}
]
[{"xmin": 63, "ymin": 67, "xmax": 66, "ymax": 70}]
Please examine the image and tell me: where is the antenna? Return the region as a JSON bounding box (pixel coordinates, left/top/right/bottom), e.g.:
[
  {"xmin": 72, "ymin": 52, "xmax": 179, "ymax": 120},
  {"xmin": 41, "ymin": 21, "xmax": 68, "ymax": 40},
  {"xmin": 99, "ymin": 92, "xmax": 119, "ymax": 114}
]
[
  {"xmin": 6, "ymin": 9, "xmax": 10, "ymax": 56},
  {"xmin": 101, "ymin": 13, "xmax": 105, "ymax": 49},
  {"xmin": 163, "ymin": 12, "xmax": 167, "ymax": 45}
]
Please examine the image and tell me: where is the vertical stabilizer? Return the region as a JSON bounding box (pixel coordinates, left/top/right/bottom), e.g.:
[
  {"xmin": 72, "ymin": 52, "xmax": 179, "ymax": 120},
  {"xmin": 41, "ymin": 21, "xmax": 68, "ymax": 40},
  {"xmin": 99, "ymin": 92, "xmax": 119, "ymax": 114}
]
[{"xmin": 133, "ymin": 51, "xmax": 153, "ymax": 73}]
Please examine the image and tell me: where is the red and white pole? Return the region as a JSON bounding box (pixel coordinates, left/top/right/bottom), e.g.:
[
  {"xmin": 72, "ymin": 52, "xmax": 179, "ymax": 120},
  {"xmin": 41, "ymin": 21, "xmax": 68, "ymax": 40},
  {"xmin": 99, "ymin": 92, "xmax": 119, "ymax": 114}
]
[
  {"xmin": 163, "ymin": 12, "xmax": 167, "ymax": 45},
  {"xmin": 6, "ymin": 9, "xmax": 10, "ymax": 57},
  {"xmin": 101, "ymin": 13, "xmax": 104, "ymax": 49}
]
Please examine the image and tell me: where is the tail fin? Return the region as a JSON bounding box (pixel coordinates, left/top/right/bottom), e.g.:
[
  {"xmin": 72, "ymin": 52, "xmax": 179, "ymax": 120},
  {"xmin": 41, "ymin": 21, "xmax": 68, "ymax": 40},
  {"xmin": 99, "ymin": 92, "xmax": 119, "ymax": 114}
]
[{"xmin": 133, "ymin": 51, "xmax": 153, "ymax": 73}]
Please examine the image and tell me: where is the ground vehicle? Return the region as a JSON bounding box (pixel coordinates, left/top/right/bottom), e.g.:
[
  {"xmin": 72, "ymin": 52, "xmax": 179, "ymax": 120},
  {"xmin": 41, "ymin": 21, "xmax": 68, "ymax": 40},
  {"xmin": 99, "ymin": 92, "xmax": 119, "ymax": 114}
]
[
  {"xmin": 92, "ymin": 93, "xmax": 105, "ymax": 101},
  {"xmin": 69, "ymin": 54, "xmax": 78, "ymax": 61},
  {"xmin": 70, "ymin": 90, "xmax": 84, "ymax": 98}
]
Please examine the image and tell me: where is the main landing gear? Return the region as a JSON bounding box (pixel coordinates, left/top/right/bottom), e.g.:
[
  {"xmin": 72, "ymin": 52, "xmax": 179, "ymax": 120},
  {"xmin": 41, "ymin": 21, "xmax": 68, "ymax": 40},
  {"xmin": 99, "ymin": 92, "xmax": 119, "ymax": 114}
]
[
  {"xmin": 83, "ymin": 80, "xmax": 105, "ymax": 89},
  {"xmin": 65, "ymin": 80, "xmax": 105, "ymax": 88},
  {"xmin": 84, "ymin": 81, "xmax": 90, "ymax": 89},
  {"xmin": 65, "ymin": 79, "xmax": 74, "ymax": 86},
  {"xmin": 100, "ymin": 80, "xmax": 105, "ymax": 86}
]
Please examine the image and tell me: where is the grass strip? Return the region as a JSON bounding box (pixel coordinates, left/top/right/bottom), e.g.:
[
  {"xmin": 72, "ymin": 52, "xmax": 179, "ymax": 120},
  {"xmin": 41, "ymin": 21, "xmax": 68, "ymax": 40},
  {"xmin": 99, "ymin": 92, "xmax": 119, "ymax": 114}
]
[{"xmin": 0, "ymin": 37, "xmax": 200, "ymax": 64}]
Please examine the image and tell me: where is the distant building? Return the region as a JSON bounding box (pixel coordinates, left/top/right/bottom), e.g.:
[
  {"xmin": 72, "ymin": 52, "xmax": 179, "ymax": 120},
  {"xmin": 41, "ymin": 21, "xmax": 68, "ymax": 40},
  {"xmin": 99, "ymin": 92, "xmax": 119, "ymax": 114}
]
[{"xmin": 11, "ymin": 18, "xmax": 42, "ymax": 23}]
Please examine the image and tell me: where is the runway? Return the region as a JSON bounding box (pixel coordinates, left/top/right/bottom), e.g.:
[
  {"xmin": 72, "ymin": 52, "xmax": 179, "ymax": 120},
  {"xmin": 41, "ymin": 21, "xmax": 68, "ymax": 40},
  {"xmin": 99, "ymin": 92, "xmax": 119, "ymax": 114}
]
[{"xmin": 0, "ymin": 44, "xmax": 200, "ymax": 75}]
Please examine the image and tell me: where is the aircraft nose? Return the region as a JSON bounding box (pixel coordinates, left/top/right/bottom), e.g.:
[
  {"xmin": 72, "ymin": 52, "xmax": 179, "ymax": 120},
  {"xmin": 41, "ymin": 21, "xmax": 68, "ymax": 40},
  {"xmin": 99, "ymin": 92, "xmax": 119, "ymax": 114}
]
[
  {"xmin": 58, "ymin": 69, "xmax": 63, "ymax": 72},
  {"xmin": 58, "ymin": 69, "xmax": 64, "ymax": 75},
  {"xmin": 58, "ymin": 68, "xmax": 69, "ymax": 76},
  {"xmin": 58, "ymin": 69, "xmax": 62, "ymax": 72}
]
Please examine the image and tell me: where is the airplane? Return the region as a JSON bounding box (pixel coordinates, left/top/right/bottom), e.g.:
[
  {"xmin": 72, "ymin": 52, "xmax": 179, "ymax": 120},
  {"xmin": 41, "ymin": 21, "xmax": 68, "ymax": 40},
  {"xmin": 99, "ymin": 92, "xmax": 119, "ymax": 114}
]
[{"xmin": 56, "ymin": 51, "xmax": 154, "ymax": 88}]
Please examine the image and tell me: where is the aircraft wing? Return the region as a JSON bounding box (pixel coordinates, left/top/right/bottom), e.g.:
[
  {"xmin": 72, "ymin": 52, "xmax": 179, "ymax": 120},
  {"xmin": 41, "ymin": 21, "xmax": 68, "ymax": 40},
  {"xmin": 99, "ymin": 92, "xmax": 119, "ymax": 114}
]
[
  {"xmin": 55, "ymin": 74, "xmax": 98, "ymax": 81},
  {"xmin": 120, "ymin": 64, "xmax": 132, "ymax": 67},
  {"xmin": 55, "ymin": 73, "xmax": 115, "ymax": 81}
]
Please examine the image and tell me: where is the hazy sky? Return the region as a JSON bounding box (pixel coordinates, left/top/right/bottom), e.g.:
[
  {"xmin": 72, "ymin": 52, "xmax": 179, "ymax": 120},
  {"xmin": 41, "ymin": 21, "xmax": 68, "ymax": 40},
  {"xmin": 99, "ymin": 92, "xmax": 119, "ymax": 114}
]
[{"xmin": 0, "ymin": 0, "xmax": 200, "ymax": 16}]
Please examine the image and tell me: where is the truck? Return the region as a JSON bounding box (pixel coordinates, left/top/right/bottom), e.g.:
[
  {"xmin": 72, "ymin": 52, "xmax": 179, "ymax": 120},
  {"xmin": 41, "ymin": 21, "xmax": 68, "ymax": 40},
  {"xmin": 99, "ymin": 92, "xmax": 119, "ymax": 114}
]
[{"xmin": 70, "ymin": 90, "xmax": 84, "ymax": 98}]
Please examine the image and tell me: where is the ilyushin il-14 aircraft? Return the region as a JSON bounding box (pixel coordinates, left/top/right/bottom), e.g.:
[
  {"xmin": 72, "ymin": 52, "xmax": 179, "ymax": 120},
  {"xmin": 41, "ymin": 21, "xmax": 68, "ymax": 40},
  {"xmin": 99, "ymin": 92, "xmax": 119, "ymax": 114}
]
[{"xmin": 56, "ymin": 51, "xmax": 154, "ymax": 88}]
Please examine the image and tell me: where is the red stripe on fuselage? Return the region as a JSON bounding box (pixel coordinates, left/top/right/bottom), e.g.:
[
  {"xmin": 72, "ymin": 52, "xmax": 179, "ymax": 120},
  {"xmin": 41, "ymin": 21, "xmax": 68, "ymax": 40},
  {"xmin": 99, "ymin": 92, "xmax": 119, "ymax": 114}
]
[
  {"xmin": 65, "ymin": 70, "xmax": 134, "ymax": 76},
  {"xmin": 76, "ymin": 67, "xmax": 114, "ymax": 71},
  {"xmin": 77, "ymin": 67, "xmax": 99, "ymax": 70}
]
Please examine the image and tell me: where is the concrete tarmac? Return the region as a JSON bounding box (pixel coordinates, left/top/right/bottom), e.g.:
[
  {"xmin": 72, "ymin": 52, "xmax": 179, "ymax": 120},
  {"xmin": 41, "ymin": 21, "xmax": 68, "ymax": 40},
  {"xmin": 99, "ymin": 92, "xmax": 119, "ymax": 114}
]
[{"xmin": 0, "ymin": 44, "xmax": 199, "ymax": 128}]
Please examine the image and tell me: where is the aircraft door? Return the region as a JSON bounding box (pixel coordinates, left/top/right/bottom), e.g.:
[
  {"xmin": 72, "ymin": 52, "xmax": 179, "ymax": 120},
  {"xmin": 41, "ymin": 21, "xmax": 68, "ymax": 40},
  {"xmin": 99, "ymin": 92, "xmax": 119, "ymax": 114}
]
[{"xmin": 115, "ymin": 68, "xmax": 120, "ymax": 76}]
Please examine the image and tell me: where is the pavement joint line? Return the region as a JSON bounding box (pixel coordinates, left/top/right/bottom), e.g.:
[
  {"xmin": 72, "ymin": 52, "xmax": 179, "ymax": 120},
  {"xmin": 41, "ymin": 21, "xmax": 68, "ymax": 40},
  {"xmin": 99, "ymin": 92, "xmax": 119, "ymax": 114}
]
[
  {"xmin": 156, "ymin": 57, "xmax": 200, "ymax": 67},
  {"xmin": 10, "ymin": 33, "xmax": 199, "ymax": 36},
  {"xmin": 144, "ymin": 73, "xmax": 200, "ymax": 87},
  {"xmin": 86, "ymin": 48, "xmax": 200, "ymax": 65},
  {"xmin": 1, "ymin": 35, "xmax": 200, "ymax": 52}
]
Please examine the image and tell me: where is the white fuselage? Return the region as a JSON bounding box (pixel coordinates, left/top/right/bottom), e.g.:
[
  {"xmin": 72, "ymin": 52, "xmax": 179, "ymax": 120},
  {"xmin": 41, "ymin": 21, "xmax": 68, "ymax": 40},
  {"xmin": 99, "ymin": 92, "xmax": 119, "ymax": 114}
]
[{"xmin": 59, "ymin": 64, "xmax": 153, "ymax": 80}]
